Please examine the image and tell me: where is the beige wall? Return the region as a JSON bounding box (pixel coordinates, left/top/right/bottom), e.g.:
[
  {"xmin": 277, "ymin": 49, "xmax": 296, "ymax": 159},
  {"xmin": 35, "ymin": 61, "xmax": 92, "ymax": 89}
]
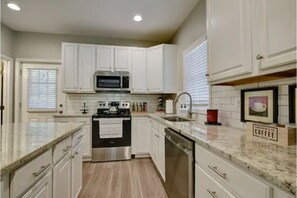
[
  {"xmin": 169, "ymin": 0, "xmax": 206, "ymax": 91},
  {"xmin": 1, "ymin": 23, "xmax": 16, "ymax": 58},
  {"xmin": 13, "ymin": 31, "xmax": 160, "ymax": 59}
]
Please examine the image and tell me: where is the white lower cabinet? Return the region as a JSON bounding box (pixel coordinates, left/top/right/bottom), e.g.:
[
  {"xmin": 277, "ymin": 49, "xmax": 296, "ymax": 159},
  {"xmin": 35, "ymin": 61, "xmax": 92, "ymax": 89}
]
[
  {"xmin": 195, "ymin": 164, "xmax": 235, "ymax": 198},
  {"xmin": 22, "ymin": 171, "xmax": 52, "ymax": 198},
  {"xmin": 53, "ymin": 152, "xmax": 72, "ymax": 198},
  {"xmin": 148, "ymin": 118, "xmax": 166, "ymax": 181},
  {"xmin": 132, "ymin": 117, "xmax": 150, "ymax": 156},
  {"xmin": 71, "ymin": 143, "xmax": 83, "ymax": 198},
  {"xmin": 0, "ymin": 174, "xmax": 9, "ymax": 198}
]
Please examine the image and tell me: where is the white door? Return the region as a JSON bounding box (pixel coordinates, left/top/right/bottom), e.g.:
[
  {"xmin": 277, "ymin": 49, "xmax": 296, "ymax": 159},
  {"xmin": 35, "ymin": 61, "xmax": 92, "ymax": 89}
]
[
  {"xmin": 71, "ymin": 143, "xmax": 82, "ymax": 198},
  {"xmin": 114, "ymin": 47, "xmax": 131, "ymax": 72},
  {"xmin": 22, "ymin": 171, "xmax": 52, "ymax": 198},
  {"xmin": 252, "ymin": 0, "xmax": 296, "ymax": 71},
  {"xmin": 53, "ymin": 153, "xmax": 71, "ymax": 198},
  {"xmin": 135, "ymin": 117, "xmax": 149, "ymax": 155},
  {"xmin": 207, "ymin": 0, "xmax": 253, "ymax": 82},
  {"xmin": 131, "ymin": 48, "xmax": 147, "ymax": 93},
  {"xmin": 158, "ymin": 134, "xmax": 165, "ymax": 181},
  {"xmin": 62, "ymin": 43, "xmax": 78, "ymax": 92},
  {"xmin": 147, "ymin": 45, "xmax": 163, "ymax": 93},
  {"xmin": 21, "ymin": 63, "xmax": 61, "ymax": 123},
  {"xmin": 78, "ymin": 44, "xmax": 96, "ymax": 92},
  {"xmin": 96, "ymin": 45, "xmax": 114, "ymax": 71},
  {"xmin": 81, "ymin": 124, "xmax": 91, "ymax": 159},
  {"xmin": 152, "ymin": 128, "xmax": 159, "ymax": 166}
]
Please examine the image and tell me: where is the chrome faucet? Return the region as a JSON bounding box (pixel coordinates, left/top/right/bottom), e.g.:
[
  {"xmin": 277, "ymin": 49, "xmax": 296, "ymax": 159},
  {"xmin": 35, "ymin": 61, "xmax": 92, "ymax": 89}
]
[{"xmin": 174, "ymin": 92, "xmax": 193, "ymax": 118}]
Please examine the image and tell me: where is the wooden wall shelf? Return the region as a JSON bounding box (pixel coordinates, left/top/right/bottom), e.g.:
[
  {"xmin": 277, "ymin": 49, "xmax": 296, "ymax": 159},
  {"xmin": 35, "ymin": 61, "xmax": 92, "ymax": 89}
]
[{"xmin": 214, "ymin": 69, "xmax": 296, "ymax": 86}]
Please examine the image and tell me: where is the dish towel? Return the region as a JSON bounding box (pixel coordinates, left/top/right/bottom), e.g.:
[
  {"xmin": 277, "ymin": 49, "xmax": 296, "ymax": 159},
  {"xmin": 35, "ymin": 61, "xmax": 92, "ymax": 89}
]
[{"xmin": 99, "ymin": 118, "xmax": 123, "ymax": 139}]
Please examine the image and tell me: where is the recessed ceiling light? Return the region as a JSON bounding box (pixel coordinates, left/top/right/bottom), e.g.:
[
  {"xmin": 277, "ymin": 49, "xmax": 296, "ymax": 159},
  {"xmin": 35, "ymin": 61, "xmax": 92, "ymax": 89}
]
[
  {"xmin": 133, "ymin": 15, "xmax": 142, "ymax": 22},
  {"xmin": 7, "ymin": 3, "xmax": 20, "ymax": 11}
]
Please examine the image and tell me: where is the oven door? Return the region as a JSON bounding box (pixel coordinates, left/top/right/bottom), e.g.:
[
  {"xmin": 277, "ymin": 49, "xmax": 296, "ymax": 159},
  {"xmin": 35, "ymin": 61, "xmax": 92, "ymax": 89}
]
[{"xmin": 92, "ymin": 117, "xmax": 131, "ymax": 148}]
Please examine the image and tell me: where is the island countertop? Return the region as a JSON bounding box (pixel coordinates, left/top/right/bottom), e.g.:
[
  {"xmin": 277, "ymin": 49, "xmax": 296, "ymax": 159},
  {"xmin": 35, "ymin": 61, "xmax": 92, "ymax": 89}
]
[
  {"xmin": 0, "ymin": 122, "xmax": 84, "ymax": 176},
  {"xmin": 147, "ymin": 113, "xmax": 296, "ymax": 195}
]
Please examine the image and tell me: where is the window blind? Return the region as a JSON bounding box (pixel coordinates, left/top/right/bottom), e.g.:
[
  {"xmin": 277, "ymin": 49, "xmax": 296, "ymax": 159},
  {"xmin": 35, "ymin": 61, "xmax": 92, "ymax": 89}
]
[
  {"xmin": 184, "ymin": 40, "xmax": 209, "ymax": 105},
  {"xmin": 27, "ymin": 69, "xmax": 57, "ymax": 111}
]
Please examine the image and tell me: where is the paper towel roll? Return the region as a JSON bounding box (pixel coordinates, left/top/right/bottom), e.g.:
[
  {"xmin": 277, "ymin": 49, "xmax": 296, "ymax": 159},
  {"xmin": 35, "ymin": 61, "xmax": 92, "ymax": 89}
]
[{"xmin": 166, "ymin": 100, "xmax": 173, "ymax": 114}]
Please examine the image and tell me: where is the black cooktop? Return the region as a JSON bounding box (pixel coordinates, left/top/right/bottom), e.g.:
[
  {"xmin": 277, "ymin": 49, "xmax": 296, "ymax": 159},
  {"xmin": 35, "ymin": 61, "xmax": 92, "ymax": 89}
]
[{"xmin": 92, "ymin": 110, "xmax": 131, "ymax": 118}]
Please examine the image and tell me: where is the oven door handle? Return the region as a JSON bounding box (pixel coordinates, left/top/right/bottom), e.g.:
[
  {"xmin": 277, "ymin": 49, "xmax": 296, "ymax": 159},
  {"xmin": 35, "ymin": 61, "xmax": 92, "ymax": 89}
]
[
  {"xmin": 93, "ymin": 117, "xmax": 130, "ymax": 121},
  {"xmin": 122, "ymin": 118, "xmax": 130, "ymax": 121}
]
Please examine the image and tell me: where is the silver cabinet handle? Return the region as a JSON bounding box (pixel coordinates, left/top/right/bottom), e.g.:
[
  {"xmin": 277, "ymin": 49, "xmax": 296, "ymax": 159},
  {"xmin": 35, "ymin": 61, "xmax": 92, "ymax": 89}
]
[
  {"xmin": 32, "ymin": 164, "xmax": 51, "ymax": 177},
  {"xmin": 256, "ymin": 54, "xmax": 263, "ymax": 60},
  {"xmin": 63, "ymin": 145, "xmax": 71, "ymax": 152},
  {"xmin": 71, "ymin": 151, "xmax": 79, "ymax": 158},
  {"xmin": 78, "ymin": 135, "xmax": 84, "ymax": 140},
  {"xmin": 205, "ymin": 73, "xmax": 210, "ymax": 77},
  {"xmin": 207, "ymin": 189, "xmax": 217, "ymax": 198},
  {"xmin": 208, "ymin": 165, "xmax": 227, "ymax": 179}
]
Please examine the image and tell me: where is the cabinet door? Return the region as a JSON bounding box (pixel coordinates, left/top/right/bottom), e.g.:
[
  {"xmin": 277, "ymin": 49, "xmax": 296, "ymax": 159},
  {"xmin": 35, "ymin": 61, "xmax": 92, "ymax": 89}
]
[
  {"xmin": 135, "ymin": 117, "xmax": 149, "ymax": 154},
  {"xmin": 114, "ymin": 47, "xmax": 131, "ymax": 72},
  {"xmin": 195, "ymin": 164, "xmax": 236, "ymax": 198},
  {"xmin": 131, "ymin": 48, "xmax": 147, "ymax": 93},
  {"xmin": 158, "ymin": 134, "xmax": 165, "ymax": 181},
  {"xmin": 81, "ymin": 124, "xmax": 91, "ymax": 159},
  {"xmin": 0, "ymin": 175, "xmax": 9, "ymax": 198},
  {"xmin": 71, "ymin": 143, "xmax": 82, "ymax": 198},
  {"xmin": 253, "ymin": 0, "xmax": 296, "ymax": 71},
  {"xmin": 207, "ymin": 0, "xmax": 253, "ymax": 82},
  {"xmin": 96, "ymin": 45, "xmax": 114, "ymax": 71},
  {"xmin": 63, "ymin": 43, "xmax": 78, "ymax": 92},
  {"xmin": 78, "ymin": 45, "xmax": 96, "ymax": 92},
  {"xmin": 147, "ymin": 46, "xmax": 163, "ymax": 93},
  {"xmin": 22, "ymin": 171, "xmax": 52, "ymax": 198},
  {"xmin": 152, "ymin": 128, "xmax": 159, "ymax": 166},
  {"xmin": 53, "ymin": 153, "xmax": 71, "ymax": 198}
]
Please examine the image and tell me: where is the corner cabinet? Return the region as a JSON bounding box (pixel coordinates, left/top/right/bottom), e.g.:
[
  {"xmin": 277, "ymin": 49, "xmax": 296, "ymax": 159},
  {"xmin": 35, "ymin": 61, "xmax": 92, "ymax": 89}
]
[
  {"xmin": 207, "ymin": 0, "xmax": 296, "ymax": 84},
  {"xmin": 146, "ymin": 44, "xmax": 177, "ymax": 94},
  {"xmin": 131, "ymin": 48, "xmax": 147, "ymax": 93},
  {"xmin": 62, "ymin": 43, "xmax": 96, "ymax": 93},
  {"xmin": 96, "ymin": 45, "xmax": 131, "ymax": 72}
]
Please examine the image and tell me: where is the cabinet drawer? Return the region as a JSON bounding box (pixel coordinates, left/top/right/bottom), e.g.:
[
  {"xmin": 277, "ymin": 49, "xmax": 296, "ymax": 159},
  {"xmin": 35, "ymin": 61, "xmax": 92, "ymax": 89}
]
[
  {"xmin": 54, "ymin": 117, "xmax": 74, "ymax": 123},
  {"xmin": 196, "ymin": 164, "xmax": 235, "ymax": 198},
  {"xmin": 72, "ymin": 129, "xmax": 84, "ymax": 148},
  {"xmin": 10, "ymin": 149, "xmax": 52, "ymax": 198},
  {"xmin": 74, "ymin": 117, "xmax": 91, "ymax": 124},
  {"xmin": 53, "ymin": 136, "xmax": 72, "ymax": 164},
  {"xmin": 195, "ymin": 145, "xmax": 271, "ymax": 198}
]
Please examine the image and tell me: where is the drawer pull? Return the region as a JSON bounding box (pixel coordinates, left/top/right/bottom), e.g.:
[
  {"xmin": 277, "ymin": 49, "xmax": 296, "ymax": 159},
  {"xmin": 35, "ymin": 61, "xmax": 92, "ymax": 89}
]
[
  {"xmin": 208, "ymin": 165, "xmax": 227, "ymax": 179},
  {"xmin": 78, "ymin": 135, "xmax": 84, "ymax": 140},
  {"xmin": 71, "ymin": 151, "xmax": 79, "ymax": 158},
  {"xmin": 207, "ymin": 189, "xmax": 217, "ymax": 198},
  {"xmin": 63, "ymin": 145, "xmax": 71, "ymax": 152},
  {"xmin": 32, "ymin": 164, "xmax": 51, "ymax": 177}
]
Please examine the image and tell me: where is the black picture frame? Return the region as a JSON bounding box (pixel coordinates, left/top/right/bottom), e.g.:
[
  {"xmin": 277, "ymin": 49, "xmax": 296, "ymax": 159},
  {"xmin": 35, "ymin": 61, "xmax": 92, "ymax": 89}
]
[
  {"xmin": 241, "ymin": 87, "xmax": 278, "ymax": 123},
  {"xmin": 289, "ymin": 84, "xmax": 296, "ymax": 123}
]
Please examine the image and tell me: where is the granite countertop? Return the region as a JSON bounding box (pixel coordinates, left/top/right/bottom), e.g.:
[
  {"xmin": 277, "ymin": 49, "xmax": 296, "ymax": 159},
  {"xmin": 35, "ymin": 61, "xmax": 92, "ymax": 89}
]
[
  {"xmin": 147, "ymin": 113, "xmax": 296, "ymax": 195},
  {"xmin": 0, "ymin": 122, "xmax": 84, "ymax": 176}
]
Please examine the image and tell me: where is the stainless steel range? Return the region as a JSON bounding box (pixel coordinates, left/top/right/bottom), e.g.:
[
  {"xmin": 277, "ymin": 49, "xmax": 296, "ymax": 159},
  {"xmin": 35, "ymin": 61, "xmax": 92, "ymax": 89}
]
[{"xmin": 92, "ymin": 101, "xmax": 131, "ymax": 162}]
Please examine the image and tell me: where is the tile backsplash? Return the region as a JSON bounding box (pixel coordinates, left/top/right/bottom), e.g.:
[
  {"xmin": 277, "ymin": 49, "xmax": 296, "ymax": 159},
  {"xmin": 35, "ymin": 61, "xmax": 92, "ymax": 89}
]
[
  {"xmin": 63, "ymin": 93, "xmax": 163, "ymax": 114},
  {"xmin": 210, "ymin": 77, "xmax": 296, "ymax": 129}
]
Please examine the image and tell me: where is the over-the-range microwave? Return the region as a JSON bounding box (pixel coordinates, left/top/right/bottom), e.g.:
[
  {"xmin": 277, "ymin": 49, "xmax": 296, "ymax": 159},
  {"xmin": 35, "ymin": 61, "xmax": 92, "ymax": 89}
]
[{"xmin": 94, "ymin": 71, "xmax": 130, "ymax": 92}]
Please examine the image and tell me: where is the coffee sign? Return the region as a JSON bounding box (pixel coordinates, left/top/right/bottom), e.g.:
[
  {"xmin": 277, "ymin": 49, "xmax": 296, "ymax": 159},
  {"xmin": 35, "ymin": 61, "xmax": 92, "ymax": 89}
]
[{"xmin": 252, "ymin": 124, "xmax": 278, "ymax": 141}]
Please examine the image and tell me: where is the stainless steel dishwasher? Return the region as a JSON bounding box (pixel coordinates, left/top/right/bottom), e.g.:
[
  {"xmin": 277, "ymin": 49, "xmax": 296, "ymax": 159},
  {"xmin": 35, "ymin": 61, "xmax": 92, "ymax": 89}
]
[{"xmin": 165, "ymin": 127, "xmax": 194, "ymax": 198}]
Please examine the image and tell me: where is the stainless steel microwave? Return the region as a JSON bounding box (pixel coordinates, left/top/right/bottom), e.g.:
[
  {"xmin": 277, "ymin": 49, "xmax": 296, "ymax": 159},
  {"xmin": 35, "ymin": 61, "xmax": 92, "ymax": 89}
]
[{"xmin": 94, "ymin": 71, "xmax": 130, "ymax": 92}]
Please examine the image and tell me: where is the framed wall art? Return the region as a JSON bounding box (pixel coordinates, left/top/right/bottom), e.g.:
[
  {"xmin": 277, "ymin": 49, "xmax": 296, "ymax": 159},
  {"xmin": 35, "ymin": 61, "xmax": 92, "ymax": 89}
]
[
  {"xmin": 241, "ymin": 87, "xmax": 278, "ymax": 123},
  {"xmin": 288, "ymin": 84, "xmax": 296, "ymax": 123}
]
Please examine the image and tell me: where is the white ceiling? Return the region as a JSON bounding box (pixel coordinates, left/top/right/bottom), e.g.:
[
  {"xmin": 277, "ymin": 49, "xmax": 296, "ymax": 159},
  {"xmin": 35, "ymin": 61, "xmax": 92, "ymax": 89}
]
[{"xmin": 1, "ymin": 0, "xmax": 200, "ymax": 42}]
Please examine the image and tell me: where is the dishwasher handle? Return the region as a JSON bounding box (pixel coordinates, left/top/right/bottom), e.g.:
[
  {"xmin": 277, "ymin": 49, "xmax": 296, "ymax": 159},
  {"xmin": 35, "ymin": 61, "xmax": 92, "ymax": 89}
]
[{"xmin": 166, "ymin": 134, "xmax": 193, "ymax": 155}]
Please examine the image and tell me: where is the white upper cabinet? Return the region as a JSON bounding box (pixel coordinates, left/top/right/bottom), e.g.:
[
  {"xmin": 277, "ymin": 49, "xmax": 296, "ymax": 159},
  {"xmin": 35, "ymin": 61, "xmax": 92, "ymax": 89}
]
[
  {"xmin": 207, "ymin": 0, "xmax": 253, "ymax": 82},
  {"xmin": 131, "ymin": 48, "xmax": 147, "ymax": 93},
  {"xmin": 96, "ymin": 46, "xmax": 131, "ymax": 72},
  {"xmin": 207, "ymin": 0, "xmax": 296, "ymax": 84},
  {"xmin": 96, "ymin": 45, "xmax": 114, "ymax": 71},
  {"xmin": 252, "ymin": 0, "xmax": 296, "ymax": 71},
  {"xmin": 114, "ymin": 47, "xmax": 131, "ymax": 72},
  {"xmin": 62, "ymin": 43, "xmax": 96, "ymax": 93},
  {"xmin": 63, "ymin": 43, "xmax": 78, "ymax": 92},
  {"xmin": 146, "ymin": 44, "xmax": 177, "ymax": 93},
  {"xmin": 78, "ymin": 45, "xmax": 96, "ymax": 92}
]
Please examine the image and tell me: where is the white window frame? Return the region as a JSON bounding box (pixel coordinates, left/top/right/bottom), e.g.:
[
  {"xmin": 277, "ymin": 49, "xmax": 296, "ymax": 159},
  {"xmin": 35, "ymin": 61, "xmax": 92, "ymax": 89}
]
[
  {"xmin": 23, "ymin": 64, "xmax": 59, "ymax": 113},
  {"xmin": 183, "ymin": 35, "xmax": 210, "ymax": 110}
]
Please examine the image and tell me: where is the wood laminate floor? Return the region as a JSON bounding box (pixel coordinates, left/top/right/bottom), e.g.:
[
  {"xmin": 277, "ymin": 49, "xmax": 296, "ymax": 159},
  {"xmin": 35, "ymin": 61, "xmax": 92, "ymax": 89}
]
[{"xmin": 79, "ymin": 158, "xmax": 168, "ymax": 198}]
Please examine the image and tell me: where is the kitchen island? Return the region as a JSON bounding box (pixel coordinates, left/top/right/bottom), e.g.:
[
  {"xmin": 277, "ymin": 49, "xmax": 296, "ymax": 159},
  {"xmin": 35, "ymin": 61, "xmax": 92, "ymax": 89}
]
[{"xmin": 0, "ymin": 122, "xmax": 84, "ymax": 198}]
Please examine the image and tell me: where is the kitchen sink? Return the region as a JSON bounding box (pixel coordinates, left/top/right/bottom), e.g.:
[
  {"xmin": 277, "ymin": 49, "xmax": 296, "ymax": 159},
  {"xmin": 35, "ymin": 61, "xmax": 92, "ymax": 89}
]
[{"xmin": 162, "ymin": 116, "xmax": 192, "ymax": 122}]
